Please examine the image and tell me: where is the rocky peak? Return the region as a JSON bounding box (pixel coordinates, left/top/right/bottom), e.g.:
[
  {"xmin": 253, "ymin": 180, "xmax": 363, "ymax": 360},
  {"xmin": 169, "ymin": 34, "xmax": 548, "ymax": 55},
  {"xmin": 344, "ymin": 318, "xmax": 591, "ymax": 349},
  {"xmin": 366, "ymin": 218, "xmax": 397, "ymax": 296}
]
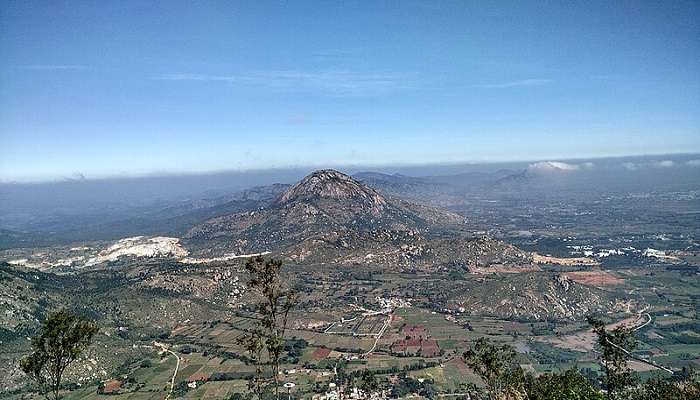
[{"xmin": 275, "ymin": 169, "xmax": 388, "ymax": 213}]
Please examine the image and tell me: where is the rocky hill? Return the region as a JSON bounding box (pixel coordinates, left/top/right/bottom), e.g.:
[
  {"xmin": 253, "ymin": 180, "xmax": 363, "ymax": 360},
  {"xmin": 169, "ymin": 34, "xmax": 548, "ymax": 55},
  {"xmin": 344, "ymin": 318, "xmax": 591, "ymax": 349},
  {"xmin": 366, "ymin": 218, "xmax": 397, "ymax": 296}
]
[
  {"xmin": 185, "ymin": 169, "xmax": 530, "ymax": 268},
  {"xmin": 448, "ymin": 272, "xmax": 630, "ymax": 321}
]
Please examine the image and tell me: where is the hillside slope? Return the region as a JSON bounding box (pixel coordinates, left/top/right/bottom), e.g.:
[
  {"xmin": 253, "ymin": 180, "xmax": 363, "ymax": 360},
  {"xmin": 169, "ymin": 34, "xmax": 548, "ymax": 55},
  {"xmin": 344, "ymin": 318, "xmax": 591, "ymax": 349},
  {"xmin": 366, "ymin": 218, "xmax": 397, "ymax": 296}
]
[{"xmin": 185, "ymin": 169, "xmax": 530, "ymax": 268}]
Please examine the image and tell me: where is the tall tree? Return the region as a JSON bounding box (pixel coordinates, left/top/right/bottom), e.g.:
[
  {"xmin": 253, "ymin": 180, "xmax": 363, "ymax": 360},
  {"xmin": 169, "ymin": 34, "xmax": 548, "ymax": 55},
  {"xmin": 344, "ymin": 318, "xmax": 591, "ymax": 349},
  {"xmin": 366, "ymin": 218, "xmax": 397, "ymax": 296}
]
[
  {"xmin": 20, "ymin": 309, "xmax": 99, "ymax": 400},
  {"xmin": 587, "ymin": 317, "xmax": 637, "ymax": 400},
  {"xmin": 237, "ymin": 326, "xmax": 265, "ymax": 400},
  {"xmin": 462, "ymin": 338, "xmax": 526, "ymax": 400},
  {"xmin": 241, "ymin": 257, "xmax": 298, "ymax": 400},
  {"xmin": 357, "ymin": 369, "xmax": 379, "ymax": 396}
]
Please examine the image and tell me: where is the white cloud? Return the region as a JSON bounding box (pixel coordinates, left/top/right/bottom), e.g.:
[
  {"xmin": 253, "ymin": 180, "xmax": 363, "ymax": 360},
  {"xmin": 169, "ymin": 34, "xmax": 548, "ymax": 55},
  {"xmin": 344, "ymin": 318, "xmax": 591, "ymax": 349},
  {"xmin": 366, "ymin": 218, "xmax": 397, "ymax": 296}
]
[
  {"xmin": 580, "ymin": 162, "xmax": 595, "ymax": 169},
  {"xmin": 527, "ymin": 161, "xmax": 580, "ymax": 174},
  {"xmin": 654, "ymin": 160, "xmax": 675, "ymax": 168},
  {"xmin": 64, "ymin": 172, "xmax": 86, "ymax": 181},
  {"xmin": 22, "ymin": 64, "xmax": 87, "ymax": 71},
  {"xmin": 156, "ymin": 70, "xmax": 418, "ymax": 96},
  {"xmin": 621, "ymin": 159, "xmax": 697, "ymax": 170},
  {"xmin": 474, "ymin": 79, "xmax": 552, "ymax": 89}
]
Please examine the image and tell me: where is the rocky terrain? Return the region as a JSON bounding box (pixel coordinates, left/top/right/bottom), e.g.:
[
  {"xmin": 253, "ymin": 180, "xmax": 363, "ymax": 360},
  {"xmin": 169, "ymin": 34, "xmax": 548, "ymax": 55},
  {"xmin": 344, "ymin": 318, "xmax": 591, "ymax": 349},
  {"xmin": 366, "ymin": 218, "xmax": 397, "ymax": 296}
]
[
  {"xmin": 0, "ymin": 260, "xmax": 246, "ymax": 391},
  {"xmin": 448, "ymin": 272, "xmax": 630, "ymax": 321},
  {"xmin": 184, "ymin": 170, "xmax": 530, "ymax": 269}
]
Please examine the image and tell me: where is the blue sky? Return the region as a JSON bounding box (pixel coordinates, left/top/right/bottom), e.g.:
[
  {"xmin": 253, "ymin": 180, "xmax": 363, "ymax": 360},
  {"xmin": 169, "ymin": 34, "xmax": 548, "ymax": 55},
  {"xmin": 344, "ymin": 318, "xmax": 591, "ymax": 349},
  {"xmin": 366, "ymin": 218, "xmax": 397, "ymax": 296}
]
[{"xmin": 1, "ymin": 1, "xmax": 699, "ymax": 182}]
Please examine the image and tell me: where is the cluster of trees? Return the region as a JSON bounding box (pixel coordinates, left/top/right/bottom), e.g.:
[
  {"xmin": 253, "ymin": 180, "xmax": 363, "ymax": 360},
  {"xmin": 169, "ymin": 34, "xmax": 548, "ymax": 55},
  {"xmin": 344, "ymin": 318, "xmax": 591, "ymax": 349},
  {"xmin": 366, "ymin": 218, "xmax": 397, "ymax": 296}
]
[
  {"xmin": 284, "ymin": 339, "xmax": 308, "ymax": 364},
  {"xmin": 456, "ymin": 318, "xmax": 699, "ymax": 400},
  {"xmin": 389, "ymin": 375, "xmax": 436, "ymax": 399}
]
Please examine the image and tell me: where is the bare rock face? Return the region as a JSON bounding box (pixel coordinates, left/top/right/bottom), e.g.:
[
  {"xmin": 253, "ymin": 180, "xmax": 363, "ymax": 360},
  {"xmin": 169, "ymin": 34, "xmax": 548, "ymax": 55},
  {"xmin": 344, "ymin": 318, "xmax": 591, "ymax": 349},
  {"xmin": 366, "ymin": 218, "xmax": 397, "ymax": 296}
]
[{"xmin": 277, "ymin": 169, "xmax": 387, "ymax": 215}]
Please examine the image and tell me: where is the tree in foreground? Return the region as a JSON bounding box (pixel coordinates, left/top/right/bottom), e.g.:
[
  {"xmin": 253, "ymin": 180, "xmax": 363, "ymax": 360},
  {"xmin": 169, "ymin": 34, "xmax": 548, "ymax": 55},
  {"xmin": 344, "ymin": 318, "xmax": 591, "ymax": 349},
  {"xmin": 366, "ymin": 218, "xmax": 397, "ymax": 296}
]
[
  {"xmin": 238, "ymin": 325, "xmax": 266, "ymax": 400},
  {"xmin": 587, "ymin": 317, "xmax": 637, "ymax": 400},
  {"xmin": 525, "ymin": 368, "xmax": 604, "ymax": 400},
  {"xmin": 462, "ymin": 337, "xmax": 527, "ymax": 400},
  {"xmin": 637, "ymin": 377, "xmax": 700, "ymax": 400},
  {"xmin": 458, "ymin": 322, "xmax": 696, "ymax": 400},
  {"xmin": 357, "ymin": 369, "xmax": 380, "ymax": 396},
  {"xmin": 239, "ymin": 257, "xmax": 298, "ymax": 400},
  {"xmin": 20, "ymin": 309, "xmax": 99, "ymax": 400}
]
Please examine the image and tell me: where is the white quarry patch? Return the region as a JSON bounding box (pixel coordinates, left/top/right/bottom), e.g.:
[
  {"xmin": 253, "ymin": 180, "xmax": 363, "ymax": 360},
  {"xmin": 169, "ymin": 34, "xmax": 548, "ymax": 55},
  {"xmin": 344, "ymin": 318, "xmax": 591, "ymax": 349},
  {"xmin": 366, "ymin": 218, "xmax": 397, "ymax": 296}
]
[
  {"xmin": 2, "ymin": 235, "xmax": 272, "ymax": 270},
  {"xmin": 180, "ymin": 251, "xmax": 271, "ymax": 264},
  {"xmin": 70, "ymin": 246, "xmax": 91, "ymax": 251},
  {"xmin": 53, "ymin": 256, "xmax": 85, "ymax": 267},
  {"xmin": 7, "ymin": 256, "xmax": 85, "ymax": 269},
  {"xmin": 85, "ymin": 236, "xmax": 189, "ymax": 266},
  {"xmin": 595, "ymin": 249, "xmax": 624, "ymax": 258},
  {"xmin": 642, "ymin": 248, "xmax": 678, "ymax": 261}
]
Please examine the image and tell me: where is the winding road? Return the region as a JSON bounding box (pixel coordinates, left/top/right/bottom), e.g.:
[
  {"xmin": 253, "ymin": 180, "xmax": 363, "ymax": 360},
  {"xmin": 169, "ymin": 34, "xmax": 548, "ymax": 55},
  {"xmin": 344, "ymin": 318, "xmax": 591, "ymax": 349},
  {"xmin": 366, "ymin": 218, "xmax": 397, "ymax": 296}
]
[
  {"xmin": 155, "ymin": 342, "xmax": 181, "ymax": 400},
  {"xmin": 602, "ymin": 311, "xmax": 674, "ymax": 374},
  {"xmin": 361, "ymin": 314, "xmax": 392, "ymax": 358},
  {"xmin": 633, "ymin": 312, "xmax": 652, "ymax": 332}
]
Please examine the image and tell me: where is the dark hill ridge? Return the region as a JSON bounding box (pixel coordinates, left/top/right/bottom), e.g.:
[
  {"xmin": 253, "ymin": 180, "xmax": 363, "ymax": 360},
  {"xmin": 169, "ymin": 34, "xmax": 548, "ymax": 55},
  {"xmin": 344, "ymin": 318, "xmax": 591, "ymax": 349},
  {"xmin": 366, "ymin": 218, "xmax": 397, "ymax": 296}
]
[{"xmin": 184, "ymin": 169, "xmax": 530, "ymax": 268}]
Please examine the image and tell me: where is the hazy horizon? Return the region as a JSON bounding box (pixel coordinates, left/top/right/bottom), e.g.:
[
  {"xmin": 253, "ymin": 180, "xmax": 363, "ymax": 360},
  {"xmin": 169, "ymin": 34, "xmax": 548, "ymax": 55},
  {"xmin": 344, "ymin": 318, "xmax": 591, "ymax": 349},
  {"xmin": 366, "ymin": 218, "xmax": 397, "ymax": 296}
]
[{"xmin": 0, "ymin": 151, "xmax": 698, "ymax": 185}]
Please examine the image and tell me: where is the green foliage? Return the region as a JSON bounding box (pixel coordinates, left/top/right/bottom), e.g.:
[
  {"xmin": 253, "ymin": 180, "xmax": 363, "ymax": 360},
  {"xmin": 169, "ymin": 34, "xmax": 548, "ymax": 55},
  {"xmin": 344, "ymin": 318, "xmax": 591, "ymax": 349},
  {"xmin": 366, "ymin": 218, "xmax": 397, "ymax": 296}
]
[
  {"xmin": 19, "ymin": 309, "xmax": 98, "ymax": 400},
  {"xmin": 389, "ymin": 374, "xmax": 437, "ymax": 399},
  {"xmin": 636, "ymin": 377, "xmax": 700, "ymax": 400},
  {"xmin": 139, "ymin": 359, "xmax": 152, "ymax": 368},
  {"xmin": 633, "ymin": 368, "xmax": 700, "ymax": 400},
  {"xmin": 587, "ymin": 317, "xmax": 638, "ymax": 400},
  {"xmin": 284, "ymin": 338, "xmax": 307, "ymax": 363},
  {"xmin": 357, "ymin": 369, "xmax": 379, "ymax": 394},
  {"xmin": 238, "ymin": 257, "xmax": 298, "ymax": 400},
  {"xmin": 228, "ymin": 393, "xmax": 250, "ymax": 400},
  {"xmin": 172, "ymin": 380, "xmax": 190, "ymax": 397},
  {"xmin": 456, "ymin": 336, "xmax": 699, "ymax": 400},
  {"xmin": 525, "ymin": 369, "xmax": 604, "ymax": 400},
  {"xmin": 462, "ymin": 337, "xmax": 526, "ymax": 400},
  {"xmin": 237, "ymin": 325, "xmax": 265, "ymax": 399}
]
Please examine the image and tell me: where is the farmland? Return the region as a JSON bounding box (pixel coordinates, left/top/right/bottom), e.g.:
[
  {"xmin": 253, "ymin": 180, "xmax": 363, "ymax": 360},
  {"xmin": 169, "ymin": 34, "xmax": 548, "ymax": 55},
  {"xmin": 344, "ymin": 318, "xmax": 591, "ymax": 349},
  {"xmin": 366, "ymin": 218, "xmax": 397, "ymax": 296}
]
[{"xmin": 5, "ymin": 262, "xmax": 687, "ymax": 400}]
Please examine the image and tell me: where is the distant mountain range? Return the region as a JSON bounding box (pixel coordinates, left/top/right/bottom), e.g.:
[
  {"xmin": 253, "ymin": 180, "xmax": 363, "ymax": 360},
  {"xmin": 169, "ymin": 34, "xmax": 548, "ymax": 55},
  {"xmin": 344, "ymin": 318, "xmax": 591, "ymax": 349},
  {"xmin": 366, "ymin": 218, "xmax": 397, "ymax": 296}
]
[{"xmin": 2, "ymin": 154, "xmax": 700, "ymax": 249}]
